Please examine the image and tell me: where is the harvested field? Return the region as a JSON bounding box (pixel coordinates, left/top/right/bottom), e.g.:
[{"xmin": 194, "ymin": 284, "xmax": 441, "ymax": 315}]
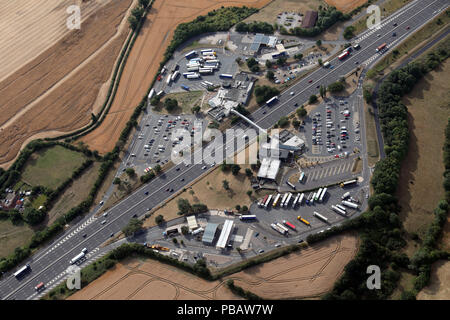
[
  {"xmin": 68, "ymin": 256, "xmax": 243, "ymax": 300},
  {"xmin": 0, "ymin": 0, "xmax": 110, "ymax": 82},
  {"xmin": 396, "ymin": 60, "xmax": 450, "ymax": 236},
  {"xmin": 0, "ymin": 0, "xmax": 134, "ymax": 168},
  {"xmin": 231, "ymin": 233, "xmax": 359, "ymax": 299},
  {"xmin": 68, "ymin": 233, "xmax": 358, "ymax": 300},
  {"xmin": 81, "ymin": 0, "xmax": 272, "ymax": 154},
  {"xmin": 417, "ymin": 260, "xmax": 450, "ymax": 300},
  {"xmin": 324, "ymin": 0, "xmax": 367, "ymax": 13}
]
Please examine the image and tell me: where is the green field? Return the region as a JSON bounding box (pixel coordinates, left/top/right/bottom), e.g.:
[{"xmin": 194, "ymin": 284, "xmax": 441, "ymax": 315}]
[
  {"xmin": 21, "ymin": 145, "xmax": 86, "ymax": 190},
  {"xmin": 0, "ymin": 220, "xmax": 34, "ymax": 258},
  {"xmin": 156, "ymin": 90, "xmax": 205, "ymax": 114}
]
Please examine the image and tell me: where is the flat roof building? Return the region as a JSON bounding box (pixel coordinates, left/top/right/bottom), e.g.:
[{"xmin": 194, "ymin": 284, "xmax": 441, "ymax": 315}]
[
  {"xmin": 249, "ymin": 33, "xmax": 278, "ymax": 55},
  {"xmin": 257, "ymin": 158, "xmax": 281, "ymax": 180},
  {"xmin": 186, "ymin": 215, "xmax": 198, "ymax": 231},
  {"xmin": 216, "ymin": 220, "xmax": 234, "ymax": 249}
]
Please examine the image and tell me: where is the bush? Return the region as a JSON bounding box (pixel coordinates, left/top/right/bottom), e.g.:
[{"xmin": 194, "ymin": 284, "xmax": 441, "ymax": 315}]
[
  {"xmin": 328, "ymin": 81, "xmax": 345, "ymax": 93},
  {"xmin": 308, "ymin": 95, "xmax": 318, "ymax": 104},
  {"xmin": 122, "ymin": 218, "xmax": 143, "ymax": 237},
  {"xmin": 164, "ymin": 98, "xmax": 178, "ymax": 112},
  {"xmin": 254, "ymin": 85, "xmax": 280, "ymax": 105},
  {"xmin": 155, "ymin": 214, "xmax": 164, "ymax": 225}
]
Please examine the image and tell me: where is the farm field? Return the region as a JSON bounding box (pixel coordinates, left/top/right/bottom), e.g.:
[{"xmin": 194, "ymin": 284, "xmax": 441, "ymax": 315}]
[
  {"xmin": 80, "ymin": 0, "xmax": 272, "ymax": 154},
  {"xmin": 0, "ymin": 220, "xmax": 34, "ymax": 259},
  {"xmin": 21, "ymin": 145, "xmax": 86, "ymax": 190},
  {"xmin": 68, "ymin": 233, "xmax": 358, "ymax": 300},
  {"xmin": 396, "ymin": 60, "xmax": 450, "ymax": 237},
  {"xmin": 0, "ymin": 0, "xmax": 134, "ymax": 168}
]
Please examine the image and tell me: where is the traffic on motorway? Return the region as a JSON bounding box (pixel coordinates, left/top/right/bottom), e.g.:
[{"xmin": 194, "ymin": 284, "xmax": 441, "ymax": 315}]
[{"xmin": 1, "ymin": 0, "xmax": 447, "ymax": 300}]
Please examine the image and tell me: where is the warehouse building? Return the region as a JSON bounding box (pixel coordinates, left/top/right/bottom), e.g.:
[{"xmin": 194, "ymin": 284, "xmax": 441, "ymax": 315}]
[
  {"xmin": 202, "ymin": 223, "xmax": 219, "ymax": 245},
  {"xmin": 216, "ymin": 220, "xmax": 234, "ymax": 249}
]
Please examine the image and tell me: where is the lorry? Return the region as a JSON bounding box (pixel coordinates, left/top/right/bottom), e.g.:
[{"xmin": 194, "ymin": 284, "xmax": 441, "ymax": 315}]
[
  {"xmin": 271, "ymin": 223, "xmax": 288, "ymax": 235},
  {"xmin": 376, "ymin": 43, "xmax": 387, "ymax": 52},
  {"xmin": 340, "ymin": 179, "xmax": 357, "ymax": 187},
  {"xmin": 297, "ymin": 216, "xmax": 311, "ymax": 226},
  {"xmin": 338, "ymin": 51, "xmax": 350, "ymax": 60},
  {"xmin": 276, "ymin": 223, "xmax": 289, "ymax": 234},
  {"xmin": 171, "ymin": 71, "xmax": 180, "ymax": 81},
  {"xmin": 240, "ymin": 215, "xmax": 257, "ymax": 221},
  {"xmin": 187, "ymin": 66, "xmax": 199, "ymax": 72},
  {"xmin": 298, "ymin": 193, "xmax": 305, "ymax": 205},
  {"xmin": 318, "ymin": 187, "xmax": 327, "ymax": 203},
  {"xmin": 147, "ymin": 88, "xmax": 155, "ymax": 100},
  {"xmin": 280, "ymin": 193, "xmax": 289, "ymax": 207},
  {"xmin": 291, "ymin": 193, "xmax": 300, "ymax": 208},
  {"xmin": 266, "ymin": 96, "xmax": 279, "ymax": 106},
  {"xmin": 313, "ymin": 211, "xmax": 328, "ymax": 223},
  {"xmin": 259, "ymin": 195, "xmax": 269, "ymax": 207},
  {"xmin": 323, "ymin": 61, "xmax": 330, "ymax": 68},
  {"xmin": 185, "ymin": 50, "xmax": 197, "ymax": 59},
  {"xmin": 272, "ymin": 193, "xmax": 281, "ymax": 207},
  {"xmin": 219, "ymin": 74, "xmax": 233, "ymax": 79},
  {"xmin": 283, "ymin": 220, "xmax": 297, "ymax": 231},
  {"xmin": 144, "ymin": 243, "xmax": 170, "ymax": 251},
  {"xmin": 284, "ymin": 193, "xmax": 293, "ymax": 208},
  {"xmin": 70, "ymin": 252, "xmax": 85, "ymax": 265},
  {"xmin": 199, "ymin": 68, "xmax": 213, "ymax": 74},
  {"xmin": 286, "ymin": 181, "xmax": 296, "ymax": 190},
  {"xmin": 331, "ymin": 205, "xmax": 347, "ymax": 216},
  {"xmin": 186, "ymin": 73, "xmax": 200, "ymax": 79},
  {"xmin": 163, "ymin": 227, "xmax": 179, "ymax": 237},
  {"xmin": 264, "ymin": 194, "xmax": 273, "ymax": 209},
  {"xmin": 298, "ymin": 172, "xmax": 305, "ymax": 183},
  {"xmin": 166, "ymin": 75, "xmax": 172, "ymax": 85},
  {"xmin": 191, "ymin": 227, "xmax": 204, "ymax": 236},
  {"xmin": 341, "ymin": 200, "xmax": 359, "ymax": 209}
]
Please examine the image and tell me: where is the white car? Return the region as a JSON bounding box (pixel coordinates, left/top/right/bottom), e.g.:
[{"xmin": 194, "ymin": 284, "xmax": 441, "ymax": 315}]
[
  {"xmin": 290, "ymin": 91, "xmax": 294, "ymax": 95},
  {"xmin": 202, "ymin": 165, "xmax": 207, "ymax": 170}
]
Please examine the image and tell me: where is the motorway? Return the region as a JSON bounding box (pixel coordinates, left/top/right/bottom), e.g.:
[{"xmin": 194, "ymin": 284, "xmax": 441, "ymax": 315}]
[{"xmin": 0, "ymin": 0, "xmax": 447, "ymax": 300}]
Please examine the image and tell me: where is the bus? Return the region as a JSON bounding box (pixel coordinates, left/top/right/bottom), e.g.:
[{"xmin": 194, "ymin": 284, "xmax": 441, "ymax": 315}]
[
  {"xmin": 219, "ymin": 74, "xmax": 233, "ymax": 79},
  {"xmin": 338, "ymin": 51, "xmax": 350, "ymax": 60},
  {"xmin": 14, "ymin": 264, "xmax": 30, "ymax": 278},
  {"xmin": 185, "ymin": 50, "xmax": 197, "ymax": 59},
  {"xmin": 201, "ymin": 49, "xmax": 213, "ymax": 53},
  {"xmin": 266, "ymin": 96, "xmax": 279, "ymax": 106},
  {"xmin": 240, "ymin": 215, "xmax": 257, "ymax": 221},
  {"xmin": 273, "ymin": 193, "xmax": 281, "ymax": 207},
  {"xmin": 298, "ymin": 172, "xmax": 305, "ymax": 183}
]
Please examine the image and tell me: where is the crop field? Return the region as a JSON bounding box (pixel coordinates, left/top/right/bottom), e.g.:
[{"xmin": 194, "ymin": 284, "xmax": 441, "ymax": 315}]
[
  {"xmin": 80, "ymin": 0, "xmax": 272, "ymax": 154},
  {"xmin": 21, "ymin": 145, "xmax": 86, "ymax": 190},
  {"xmin": 67, "ymin": 233, "xmax": 358, "ymax": 300},
  {"xmin": 0, "ymin": 0, "xmax": 133, "ymax": 168}
]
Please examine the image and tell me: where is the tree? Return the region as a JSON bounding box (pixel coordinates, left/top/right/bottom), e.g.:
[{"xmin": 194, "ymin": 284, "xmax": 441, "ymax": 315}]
[
  {"xmin": 296, "ymin": 106, "xmax": 307, "ymax": 118},
  {"xmin": 191, "ymin": 105, "xmax": 201, "ymax": 114},
  {"xmin": 242, "ymin": 205, "xmax": 249, "ymax": 212},
  {"xmin": 277, "ymin": 116, "xmax": 290, "ymax": 128},
  {"xmin": 122, "ymin": 218, "xmax": 143, "ymax": 237},
  {"xmin": 266, "ymin": 70, "xmax": 275, "ymax": 81},
  {"xmin": 113, "ymin": 177, "xmax": 121, "ymax": 185},
  {"xmin": 150, "ymin": 95, "xmax": 160, "ymax": 106},
  {"xmin": 164, "ymin": 98, "xmax": 178, "ymax": 112},
  {"xmin": 294, "ymin": 53, "xmax": 303, "ymax": 60},
  {"xmin": 328, "ymin": 81, "xmax": 345, "ymax": 93},
  {"xmin": 125, "ymin": 168, "xmax": 135, "ymax": 177},
  {"xmin": 138, "ymin": 0, "xmax": 149, "ymax": 8},
  {"xmin": 245, "ymin": 168, "xmax": 253, "ymax": 178},
  {"xmin": 181, "ymin": 226, "xmax": 189, "ymax": 235},
  {"xmin": 319, "ymin": 85, "xmax": 326, "ymax": 98},
  {"xmin": 155, "ymin": 214, "xmax": 164, "ymax": 225},
  {"xmin": 177, "ymin": 198, "xmax": 192, "ymax": 215},
  {"xmin": 247, "ymin": 190, "xmax": 252, "ymax": 197},
  {"xmin": 172, "ymin": 238, "xmax": 178, "ymax": 244},
  {"xmin": 318, "ymin": 58, "xmax": 323, "ymax": 66},
  {"xmin": 235, "ymin": 204, "xmax": 241, "ymax": 211},
  {"xmin": 231, "ymin": 164, "xmax": 241, "ymax": 175},
  {"xmin": 292, "ymin": 119, "xmax": 300, "ymax": 129},
  {"xmin": 308, "ymin": 95, "xmax": 318, "ymax": 104},
  {"xmin": 154, "ymin": 164, "xmax": 162, "ymax": 174},
  {"xmin": 128, "ymin": 15, "xmax": 139, "ymax": 30},
  {"xmin": 276, "ymin": 57, "xmax": 287, "ymax": 66},
  {"xmin": 265, "ymin": 60, "xmax": 273, "ymax": 69},
  {"xmin": 316, "ymin": 39, "xmax": 322, "ymax": 47},
  {"xmin": 343, "ymin": 26, "xmax": 355, "ymax": 40},
  {"xmin": 222, "ymin": 180, "xmax": 230, "ymax": 190},
  {"xmin": 131, "ymin": 6, "xmax": 144, "ymax": 19},
  {"xmin": 23, "ymin": 207, "xmax": 46, "ymax": 225}
]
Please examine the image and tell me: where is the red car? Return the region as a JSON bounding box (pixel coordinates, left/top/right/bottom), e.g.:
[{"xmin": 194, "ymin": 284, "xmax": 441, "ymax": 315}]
[
  {"xmin": 157, "ymin": 75, "xmax": 162, "ymax": 81},
  {"xmin": 308, "ymin": 79, "xmax": 313, "ymax": 83},
  {"xmin": 406, "ymin": 26, "xmax": 410, "ymax": 30}
]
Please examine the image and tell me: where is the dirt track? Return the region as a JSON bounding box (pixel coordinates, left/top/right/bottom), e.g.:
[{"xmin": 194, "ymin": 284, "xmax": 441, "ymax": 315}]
[
  {"xmin": 81, "ymin": 0, "xmax": 272, "ymax": 153},
  {"xmin": 0, "ymin": 0, "xmax": 134, "ymax": 168},
  {"xmin": 68, "ymin": 233, "xmax": 358, "ymax": 300}
]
